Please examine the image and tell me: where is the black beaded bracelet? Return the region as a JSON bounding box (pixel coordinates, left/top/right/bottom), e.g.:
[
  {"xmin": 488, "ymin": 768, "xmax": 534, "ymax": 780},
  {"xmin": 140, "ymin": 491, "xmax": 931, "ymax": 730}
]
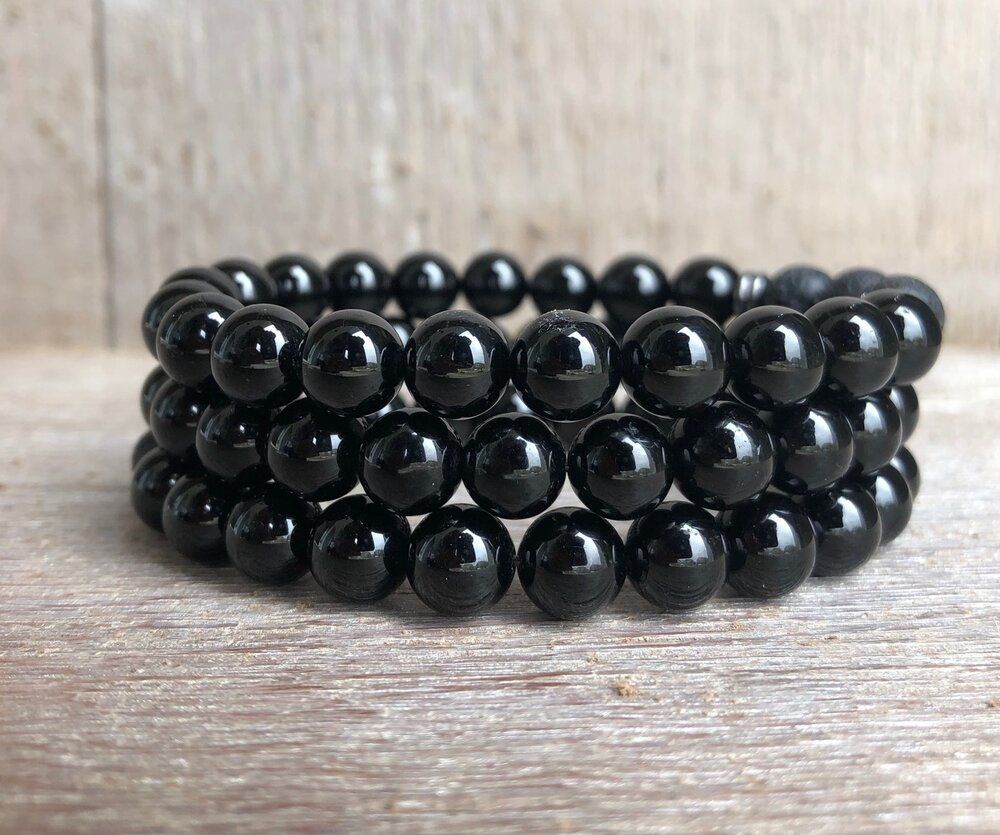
[{"xmin": 132, "ymin": 253, "xmax": 942, "ymax": 620}]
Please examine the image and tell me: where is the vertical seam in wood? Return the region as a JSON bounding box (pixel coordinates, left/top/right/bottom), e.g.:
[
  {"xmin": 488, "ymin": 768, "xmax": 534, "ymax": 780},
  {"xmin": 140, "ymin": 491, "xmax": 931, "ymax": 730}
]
[{"xmin": 92, "ymin": 0, "xmax": 117, "ymax": 349}]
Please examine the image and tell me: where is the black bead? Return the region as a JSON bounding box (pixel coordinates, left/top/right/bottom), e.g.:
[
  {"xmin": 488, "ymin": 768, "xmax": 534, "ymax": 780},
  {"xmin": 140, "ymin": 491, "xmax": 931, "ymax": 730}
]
[
  {"xmin": 721, "ymin": 495, "xmax": 817, "ymax": 598},
  {"xmin": 863, "ymin": 289, "xmax": 943, "ymax": 384},
  {"xmin": 530, "ymin": 257, "xmax": 597, "ymax": 313},
  {"xmin": 725, "ymin": 306, "xmax": 826, "ymax": 409},
  {"xmin": 213, "ymin": 257, "xmax": 278, "ymax": 304},
  {"xmin": 266, "ymin": 253, "xmax": 330, "ymax": 324},
  {"xmin": 598, "ymin": 255, "xmax": 670, "ymax": 325},
  {"xmin": 408, "ymin": 504, "xmax": 515, "ymax": 615},
  {"xmin": 385, "ymin": 316, "xmax": 414, "ymax": 346},
  {"xmin": 462, "ymin": 251, "xmax": 527, "ymax": 317},
  {"xmin": 804, "ymin": 483, "xmax": 882, "ymax": 576},
  {"xmin": 393, "ymin": 252, "xmax": 459, "ymax": 319},
  {"xmin": 326, "ymin": 251, "xmax": 392, "ymax": 313},
  {"xmin": 731, "ymin": 271, "xmax": 771, "ymax": 316},
  {"xmin": 510, "ymin": 310, "xmax": 621, "ymax": 421},
  {"xmin": 161, "ymin": 265, "xmax": 241, "ymax": 299},
  {"xmin": 517, "ymin": 508, "xmax": 625, "ymax": 620},
  {"xmin": 567, "ymin": 413, "xmax": 672, "ymax": 519},
  {"xmin": 884, "ymin": 274, "xmax": 945, "ymax": 328},
  {"xmin": 195, "ymin": 401, "xmax": 272, "ymax": 483},
  {"xmin": 625, "ymin": 501, "xmax": 729, "ymax": 611},
  {"xmin": 266, "ymin": 399, "xmax": 365, "ymax": 501},
  {"xmin": 830, "ymin": 267, "xmax": 886, "ymax": 298},
  {"xmin": 156, "ymin": 292, "xmax": 243, "ymax": 387},
  {"xmin": 225, "ymin": 485, "xmax": 317, "ymax": 584},
  {"xmin": 860, "ymin": 464, "xmax": 913, "ymax": 545},
  {"xmin": 669, "ymin": 401, "xmax": 776, "ymax": 509},
  {"xmin": 889, "ymin": 446, "xmax": 921, "ymax": 498},
  {"xmin": 842, "ymin": 391, "xmax": 902, "ymax": 475},
  {"xmin": 887, "ymin": 384, "xmax": 919, "ymax": 442},
  {"xmin": 360, "ymin": 408, "xmax": 461, "ymax": 515},
  {"xmin": 462, "ymin": 413, "xmax": 565, "ymax": 519},
  {"xmin": 404, "ymin": 310, "xmax": 510, "ymax": 418},
  {"xmin": 131, "ymin": 430, "xmax": 158, "ymax": 469},
  {"xmin": 310, "ymin": 495, "xmax": 410, "ymax": 602},
  {"xmin": 769, "ymin": 401, "xmax": 854, "ymax": 494},
  {"xmin": 140, "ymin": 278, "xmax": 217, "ymax": 357},
  {"xmin": 210, "ymin": 303, "xmax": 307, "ymax": 408},
  {"xmin": 806, "ymin": 297, "xmax": 899, "ymax": 397},
  {"xmin": 301, "ymin": 310, "xmax": 404, "ymax": 417},
  {"xmin": 621, "ymin": 306, "xmax": 729, "ymax": 416},
  {"xmin": 131, "ymin": 448, "xmax": 189, "ymax": 531},
  {"xmin": 672, "ymin": 257, "xmax": 739, "ymax": 321},
  {"xmin": 149, "ymin": 378, "xmax": 221, "ymax": 459},
  {"xmin": 162, "ymin": 474, "xmax": 240, "ymax": 563},
  {"xmin": 140, "ymin": 366, "xmax": 169, "ymax": 425},
  {"xmin": 761, "ymin": 264, "xmax": 833, "ymax": 312}
]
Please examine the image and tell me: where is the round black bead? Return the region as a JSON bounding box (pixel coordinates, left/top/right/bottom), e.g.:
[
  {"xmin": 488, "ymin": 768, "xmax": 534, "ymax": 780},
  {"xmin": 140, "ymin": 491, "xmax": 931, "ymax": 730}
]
[
  {"xmin": 392, "ymin": 252, "xmax": 459, "ymax": 319},
  {"xmin": 721, "ymin": 495, "xmax": 817, "ymax": 598},
  {"xmin": 301, "ymin": 310, "xmax": 404, "ymax": 417},
  {"xmin": 621, "ymin": 306, "xmax": 729, "ymax": 417},
  {"xmin": 195, "ymin": 401, "xmax": 272, "ymax": 483},
  {"xmin": 267, "ymin": 399, "xmax": 365, "ymax": 501},
  {"xmin": 266, "ymin": 253, "xmax": 330, "ymax": 324},
  {"xmin": 225, "ymin": 485, "xmax": 317, "ymax": 584},
  {"xmin": 761, "ymin": 264, "xmax": 833, "ymax": 312},
  {"xmin": 531, "ymin": 257, "xmax": 597, "ymax": 313},
  {"xmin": 131, "ymin": 430, "xmax": 158, "ymax": 469},
  {"xmin": 732, "ymin": 271, "xmax": 771, "ymax": 316},
  {"xmin": 517, "ymin": 508, "xmax": 625, "ymax": 620},
  {"xmin": 806, "ymin": 297, "xmax": 899, "ymax": 397},
  {"xmin": 887, "ymin": 384, "xmax": 919, "ymax": 442},
  {"xmin": 830, "ymin": 266, "xmax": 885, "ymax": 298},
  {"xmin": 510, "ymin": 310, "xmax": 621, "ymax": 422},
  {"xmin": 360, "ymin": 408, "xmax": 461, "ymax": 515},
  {"xmin": 326, "ymin": 251, "xmax": 392, "ymax": 313},
  {"xmin": 404, "ymin": 310, "xmax": 510, "ymax": 418},
  {"xmin": 884, "ymin": 274, "xmax": 945, "ymax": 328},
  {"xmin": 162, "ymin": 474, "xmax": 240, "ymax": 563},
  {"xmin": 162, "ymin": 265, "xmax": 241, "ymax": 299},
  {"xmin": 669, "ymin": 401, "xmax": 776, "ymax": 510},
  {"xmin": 860, "ymin": 464, "xmax": 913, "ymax": 545},
  {"xmin": 408, "ymin": 504, "xmax": 515, "ymax": 615},
  {"xmin": 462, "ymin": 251, "xmax": 527, "ymax": 317},
  {"xmin": 804, "ymin": 483, "xmax": 882, "ymax": 577},
  {"xmin": 149, "ymin": 378, "xmax": 221, "ymax": 459},
  {"xmin": 863, "ymin": 289, "xmax": 943, "ymax": 384},
  {"xmin": 131, "ymin": 448, "xmax": 189, "ymax": 531},
  {"xmin": 462, "ymin": 413, "xmax": 565, "ymax": 519},
  {"xmin": 567, "ymin": 413, "xmax": 672, "ymax": 520},
  {"xmin": 598, "ymin": 255, "xmax": 670, "ymax": 325},
  {"xmin": 889, "ymin": 446, "xmax": 921, "ymax": 498},
  {"xmin": 210, "ymin": 303, "xmax": 307, "ymax": 408},
  {"xmin": 140, "ymin": 365, "xmax": 169, "ymax": 425},
  {"xmin": 155, "ymin": 292, "xmax": 243, "ymax": 387},
  {"xmin": 625, "ymin": 501, "xmax": 729, "ymax": 611},
  {"xmin": 213, "ymin": 257, "xmax": 278, "ymax": 304},
  {"xmin": 841, "ymin": 391, "xmax": 902, "ymax": 475},
  {"xmin": 769, "ymin": 401, "xmax": 854, "ymax": 494},
  {"xmin": 140, "ymin": 278, "xmax": 217, "ymax": 357},
  {"xmin": 672, "ymin": 257, "xmax": 739, "ymax": 322},
  {"xmin": 310, "ymin": 495, "xmax": 410, "ymax": 603}
]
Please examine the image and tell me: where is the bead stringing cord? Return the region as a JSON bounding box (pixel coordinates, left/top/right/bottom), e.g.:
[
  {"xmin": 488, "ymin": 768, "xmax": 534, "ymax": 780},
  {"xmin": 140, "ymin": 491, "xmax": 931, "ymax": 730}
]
[{"xmin": 131, "ymin": 253, "xmax": 943, "ymax": 620}]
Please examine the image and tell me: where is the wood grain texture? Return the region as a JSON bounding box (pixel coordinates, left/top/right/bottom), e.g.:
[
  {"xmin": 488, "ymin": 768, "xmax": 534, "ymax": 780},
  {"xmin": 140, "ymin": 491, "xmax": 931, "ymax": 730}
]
[{"xmin": 0, "ymin": 347, "xmax": 997, "ymax": 832}]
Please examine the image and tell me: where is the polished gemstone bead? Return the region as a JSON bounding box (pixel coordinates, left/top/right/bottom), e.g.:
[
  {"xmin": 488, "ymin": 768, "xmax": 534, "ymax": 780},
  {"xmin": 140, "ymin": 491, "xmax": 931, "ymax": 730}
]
[
  {"xmin": 213, "ymin": 257, "xmax": 278, "ymax": 304},
  {"xmin": 863, "ymin": 289, "xmax": 943, "ymax": 383},
  {"xmin": 408, "ymin": 504, "xmax": 515, "ymax": 615},
  {"xmin": 567, "ymin": 413, "xmax": 672, "ymax": 519},
  {"xmin": 621, "ymin": 306, "xmax": 729, "ymax": 416},
  {"xmin": 830, "ymin": 267, "xmax": 885, "ymax": 298},
  {"xmin": 531, "ymin": 257, "xmax": 597, "ymax": 313},
  {"xmin": 131, "ymin": 430, "xmax": 158, "ymax": 469},
  {"xmin": 884, "ymin": 274, "xmax": 945, "ymax": 328},
  {"xmin": 209, "ymin": 303, "xmax": 307, "ymax": 408},
  {"xmin": 360, "ymin": 408, "xmax": 461, "ymax": 515},
  {"xmin": 889, "ymin": 446, "xmax": 921, "ymax": 498},
  {"xmin": 149, "ymin": 378, "xmax": 221, "ymax": 459},
  {"xmin": 326, "ymin": 251, "xmax": 392, "ymax": 312},
  {"xmin": 140, "ymin": 278, "xmax": 217, "ymax": 357},
  {"xmin": 598, "ymin": 255, "xmax": 670, "ymax": 325},
  {"xmin": 404, "ymin": 310, "xmax": 510, "ymax": 418},
  {"xmin": 841, "ymin": 391, "xmax": 902, "ymax": 475},
  {"xmin": 731, "ymin": 271, "xmax": 771, "ymax": 316},
  {"xmin": 156, "ymin": 292, "xmax": 243, "ymax": 387},
  {"xmin": 804, "ymin": 483, "xmax": 882, "ymax": 576},
  {"xmin": 725, "ymin": 306, "xmax": 826, "ymax": 409},
  {"xmin": 393, "ymin": 252, "xmax": 459, "ymax": 318},
  {"xmin": 301, "ymin": 310, "xmax": 404, "ymax": 417},
  {"xmin": 669, "ymin": 401, "xmax": 776, "ymax": 509},
  {"xmin": 672, "ymin": 257, "xmax": 739, "ymax": 322},
  {"xmin": 310, "ymin": 495, "xmax": 410, "ymax": 602},
  {"xmin": 721, "ymin": 495, "xmax": 817, "ymax": 598},
  {"xmin": 266, "ymin": 253, "xmax": 330, "ymax": 324},
  {"xmin": 517, "ymin": 507, "xmax": 625, "ymax": 620},
  {"xmin": 267, "ymin": 399, "xmax": 365, "ymax": 501},
  {"xmin": 463, "ymin": 251, "xmax": 527, "ymax": 316},
  {"xmin": 806, "ymin": 297, "xmax": 899, "ymax": 397},
  {"xmin": 131, "ymin": 448, "xmax": 190, "ymax": 531},
  {"xmin": 162, "ymin": 474, "xmax": 239, "ymax": 562},
  {"xmin": 769, "ymin": 401, "xmax": 854, "ymax": 494},
  {"xmin": 449, "ymin": 385, "xmax": 532, "ymax": 443},
  {"xmin": 860, "ymin": 464, "xmax": 913, "ymax": 544},
  {"xmin": 162, "ymin": 265, "xmax": 241, "ymax": 299},
  {"xmin": 386, "ymin": 316, "xmax": 414, "ymax": 346},
  {"xmin": 625, "ymin": 502, "xmax": 729, "ymax": 611},
  {"xmin": 225, "ymin": 485, "xmax": 317, "ymax": 584},
  {"xmin": 887, "ymin": 384, "xmax": 919, "ymax": 442},
  {"xmin": 510, "ymin": 310, "xmax": 621, "ymax": 421},
  {"xmin": 761, "ymin": 264, "xmax": 833, "ymax": 312},
  {"xmin": 462, "ymin": 414, "xmax": 565, "ymax": 519},
  {"xmin": 140, "ymin": 366, "xmax": 169, "ymax": 425},
  {"xmin": 195, "ymin": 401, "xmax": 272, "ymax": 483}
]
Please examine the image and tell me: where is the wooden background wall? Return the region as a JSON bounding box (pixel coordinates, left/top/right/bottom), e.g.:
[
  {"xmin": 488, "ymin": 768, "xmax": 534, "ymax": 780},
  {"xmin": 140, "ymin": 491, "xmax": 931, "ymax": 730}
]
[{"xmin": 2, "ymin": 0, "xmax": 998, "ymax": 351}]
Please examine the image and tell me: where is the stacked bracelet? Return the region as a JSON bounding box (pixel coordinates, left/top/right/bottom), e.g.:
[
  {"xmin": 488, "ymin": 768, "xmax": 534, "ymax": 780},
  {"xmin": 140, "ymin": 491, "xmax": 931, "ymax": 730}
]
[{"xmin": 131, "ymin": 252, "xmax": 943, "ymax": 620}]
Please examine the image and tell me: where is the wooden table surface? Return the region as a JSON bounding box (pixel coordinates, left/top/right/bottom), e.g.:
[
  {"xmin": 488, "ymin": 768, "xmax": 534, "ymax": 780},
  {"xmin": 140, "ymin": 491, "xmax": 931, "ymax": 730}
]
[{"xmin": 1, "ymin": 348, "xmax": 998, "ymax": 832}]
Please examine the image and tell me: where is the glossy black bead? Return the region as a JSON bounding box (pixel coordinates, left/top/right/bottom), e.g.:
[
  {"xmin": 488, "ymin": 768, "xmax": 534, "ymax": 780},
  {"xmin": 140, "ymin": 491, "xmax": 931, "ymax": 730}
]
[
  {"xmin": 162, "ymin": 474, "xmax": 240, "ymax": 563},
  {"xmin": 731, "ymin": 271, "xmax": 771, "ymax": 317},
  {"xmin": 310, "ymin": 495, "xmax": 411, "ymax": 603},
  {"xmin": 131, "ymin": 430, "xmax": 158, "ymax": 469},
  {"xmin": 842, "ymin": 391, "xmax": 902, "ymax": 475},
  {"xmin": 266, "ymin": 253, "xmax": 330, "ymax": 324},
  {"xmin": 804, "ymin": 483, "xmax": 882, "ymax": 576},
  {"xmin": 161, "ymin": 265, "xmax": 241, "ymax": 299},
  {"xmin": 863, "ymin": 289, "xmax": 943, "ymax": 384},
  {"xmin": 530, "ymin": 257, "xmax": 597, "ymax": 313},
  {"xmin": 884, "ymin": 274, "xmax": 945, "ymax": 329},
  {"xmin": 669, "ymin": 401, "xmax": 776, "ymax": 509},
  {"xmin": 725, "ymin": 306, "xmax": 826, "ymax": 409},
  {"xmin": 860, "ymin": 464, "xmax": 913, "ymax": 545},
  {"xmin": 625, "ymin": 502, "xmax": 729, "ymax": 611},
  {"xmin": 149, "ymin": 378, "xmax": 221, "ymax": 459},
  {"xmin": 266, "ymin": 399, "xmax": 365, "ymax": 501},
  {"xmin": 830, "ymin": 267, "xmax": 886, "ymax": 298},
  {"xmin": 140, "ymin": 278, "xmax": 217, "ymax": 357},
  {"xmin": 889, "ymin": 446, "xmax": 921, "ymax": 498},
  {"xmin": 462, "ymin": 414, "xmax": 565, "ymax": 519},
  {"xmin": 887, "ymin": 384, "xmax": 919, "ymax": 442},
  {"xmin": 769, "ymin": 401, "xmax": 854, "ymax": 494},
  {"xmin": 392, "ymin": 252, "xmax": 459, "ymax": 319},
  {"xmin": 598, "ymin": 255, "xmax": 670, "ymax": 325},
  {"xmin": 404, "ymin": 310, "xmax": 510, "ymax": 418},
  {"xmin": 156, "ymin": 292, "xmax": 243, "ymax": 387},
  {"xmin": 225, "ymin": 485, "xmax": 317, "ymax": 584},
  {"xmin": 408, "ymin": 504, "xmax": 515, "ymax": 615},
  {"xmin": 462, "ymin": 251, "xmax": 527, "ymax": 317},
  {"xmin": 131, "ymin": 448, "xmax": 189, "ymax": 531},
  {"xmin": 301, "ymin": 310, "xmax": 404, "ymax": 417},
  {"xmin": 672, "ymin": 257, "xmax": 739, "ymax": 322},
  {"xmin": 209, "ymin": 303, "xmax": 307, "ymax": 408},
  {"xmin": 567, "ymin": 413, "xmax": 672, "ymax": 520},
  {"xmin": 386, "ymin": 316, "xmax": 414, "ymax": 346},
  {"xmin": 621, "ymin": 306, "xmax": 729, "ymax": 416},
  {"xmin": 360, "ymin": 408, "xmax": 461, "ymax": 515},
  {"xmin": 761, "ymin": 264, "xmax": 834, "ymax": 312},
  {"xmin": 806, "ymin": 297, "xmax": 899, "ymax": 397},
  {"xmin": 326, "ymin": 251, "xmax": 392, "ymax": 312},
  {"xmin": 195, "ymin": 401, "xmax": 271, "ymax": 483},
  {"xmin": 510, "ymin": 310, "xmax": 621, "ymax": 421},
  {"xmin": 721, "ymin": 495, "xmax": 817, "ymax": 598},
  {"xmin": 140, "ymin": 365, "xmax": 169, "ymax": 425},
  {"xmin": 517, "ymin": 508, "xmax": 625, "ymax": 620},
  {"xmin": 213, "ymin": 257, "xmax": 278, "ymax": 304}
]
